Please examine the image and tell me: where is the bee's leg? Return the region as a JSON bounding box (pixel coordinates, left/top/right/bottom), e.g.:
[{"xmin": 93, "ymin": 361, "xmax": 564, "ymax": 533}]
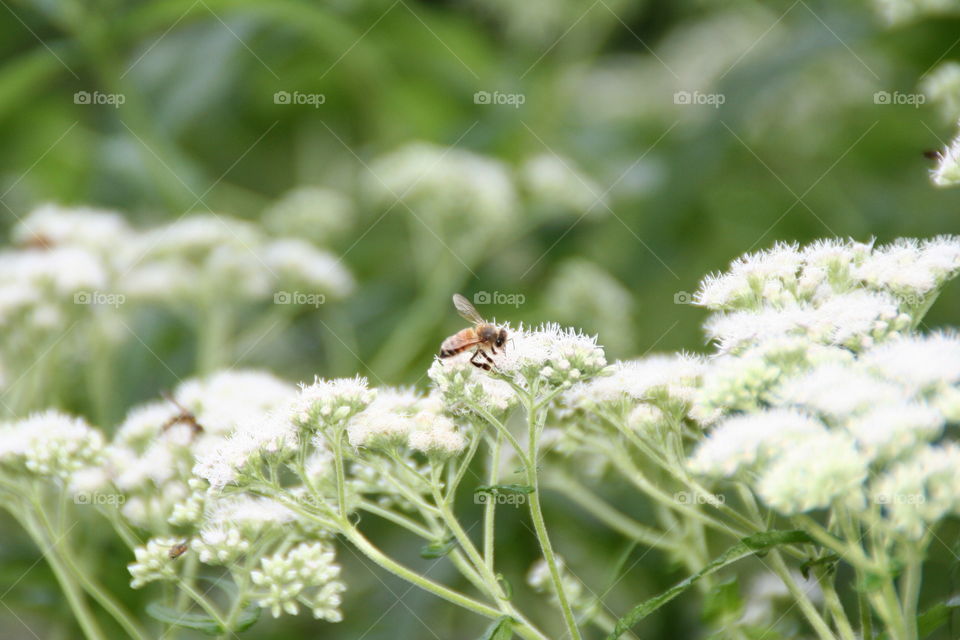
[{"xmin": 469, "ymin": 347, "xmax": 493, "ymax": 371}]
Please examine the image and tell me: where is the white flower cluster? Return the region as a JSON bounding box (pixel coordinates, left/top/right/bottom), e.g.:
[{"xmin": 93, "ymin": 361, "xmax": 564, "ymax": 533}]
[
  {"xmin": 106, "ymin": 370, "xmax": 296, "ymax": 521},
  {"xmin": 294, "ymin": 376, "xmax": 375, "ymax": 431},
  {"xmin": 931, "ymin": 133, "xmax": 960, "ymax": 187},
  {"xmin": 367, "ymin": 143, "xmax": 516, "ymax": 236},
  {"xmin": 696, "ymin": 239, "xmax": 960, "ymax": 354},
  {"xmin": 128, "ymin": 537, "xmax": 182, "ymax": 589},
  {"xmin": 871, "ymin": 0, "xmax": 959, "ymax": 24},
  {"xmin": 263, "ymin": 186, "xmax": 354, "ymax": 244},
  {"xmin": 0, "ymin": 205, "xmax": 353, "ymax": 342},
  {"xmin": 873, "ymin": 444, "xmax": 960, "ymax": 538},
  {"xmin": 250, "ymin": 541, "xmax": 345, "ymax": 621},
  {"xmin": 428, "ymin": 357, "xmax": 517, "ymax": 415},
  {"xmin": 564, "ymin": 354, "xmax": 704, "ymax": 410},
  {"xmin": 921, "ymin": 62, "xmax": 960, "ymax": 122},
  {"xmin": 520, "ymin": 153, "xmax": 606, "ymax": 218},
  {"xmin": 345, "ymin": 389, "xmax": 467, "ymax": 458},
  {"xmin": 692, "ymin": 312, "xmax": 960, "ymax": 521},
  {"xmin": 0, "ymin": 410, "xmax": 104, "ymax": 479}
]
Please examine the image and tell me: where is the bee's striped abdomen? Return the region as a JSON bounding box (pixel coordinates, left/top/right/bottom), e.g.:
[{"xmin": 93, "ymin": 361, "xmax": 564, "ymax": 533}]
[{"xmin": 440, "ymin": 328, "xmax": 480, "ymax": 358}]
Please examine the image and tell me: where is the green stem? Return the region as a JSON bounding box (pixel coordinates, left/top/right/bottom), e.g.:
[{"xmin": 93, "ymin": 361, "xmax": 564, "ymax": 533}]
[
  {"xmin": 331, "ymin": 428, "xmax": 348, "ymax": 519},
  {"xmin": 820, "ymin": 573, "xmax": 857, "ymax": 640},
  {"xmin": 543, "ymin": 471, "xmax": 675, "ymax": 551},
  {"xmin": 900, "ymin": 543, "xmax": 925, "ymax": 640},
  {"xmin": 358, "ymin": 500, "xmax": 433, "ymax": 539},
  {"xmin": 341, "ymin": 527, "xmax": 541, "ymax": 633},
  {"xmin": 524, "ymin": 394, "xmax": 582, "ymax": 640},
  {"xmin": 736, "ymin": 488, "xmax": 835, "ymax": 640},
  {"xmin": 484, "ymin": 433, "xmax": 501, "ymax": 571},
  {"xmin": 19, "ymin": 508, "xmax": 107, "ymax": 640}
]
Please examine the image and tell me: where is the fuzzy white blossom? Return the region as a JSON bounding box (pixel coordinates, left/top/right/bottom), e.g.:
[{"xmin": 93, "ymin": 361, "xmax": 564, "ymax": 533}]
[
  {"xmin": 263, "ymin": 186, "xmax": 354, "ymax": 243},
  {"xmin": 193, "ymin": 409, "xmax": 298, "ymax": 489},
  {"xmin": 407, "ymin": 413, "xmax": 467, "ymax": 458},
  {"xmin": 428, "ymin": 357, "xmax": 517, "ymax": 414},
  {"xmin": 498, "ymin": 323, "xmax": 607, "ymax": 389},
  {"xmin": 0, "ymin": 411, "xmax": 104, "ymax": 479},
  {"xmin": 294, "ymin": 376, "xmax": 375, "ymax": 429},
  {"xmin": 192, "ymin": 526, "xmax": 250, "ymax": 564},
  {"xmin": 260, "ymin": 239, "xmax": 354, "ymax": 297},
  {"xmin": 346, "ymin": 388, "xmax": 421, "ymax": 449},
  {"xmin": 520, "ymin": 154, "xmax": 606, "ymax": 217},
  {"xmin": 250, "ymin": 542, "xmax": 345, "ymax": 621},
  {"xmin": 932, "ymin": 133, "xmax": 960, "ymax": 187},
  {"xmin": 689, "ymin": 409, "xmax": 826, "ymax": 476},
  {"xmin": 128, "ymin": 537, "xmax": 183, "ymax": 588},
  {"xmin": 366, "ymin": 143, "xmax": 516, "ymax": 236},
  {"xmin": 863, "ymin": 333, "xmax": 960, "ymax": 394},
  {"xmin": 564, "ymin": 354, "xmax": 704, "ymax": 409},
  {"xmin": 922, "ymin": 62, "xmax": 960, "ymax": 122},
  {"xmin": 757, "ymin": 431, "xmax": 868, "ymax": 514},
  {"xmin": 872, "ymin": 444, "xmax": 960, "ymax": 539},
  {"xmin": 872, "ymin": 0, "xmax": 960, "ymax": 24},
  {"xmin": 12, "ymin": 204, "xmax": 132, "ymax": 252},
  {"xmin": 844, "ymin": 403, "xmax": 943, "ymax": 460},
  {"xmin": 776, "ymin": 364, "xmax": 909, "ymax": 420}
]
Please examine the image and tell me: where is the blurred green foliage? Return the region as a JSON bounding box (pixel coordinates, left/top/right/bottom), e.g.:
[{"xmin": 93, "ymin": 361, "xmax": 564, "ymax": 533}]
[{"xmin": 2, "ymin": 0, "xmax": 960, "ymax": 637}]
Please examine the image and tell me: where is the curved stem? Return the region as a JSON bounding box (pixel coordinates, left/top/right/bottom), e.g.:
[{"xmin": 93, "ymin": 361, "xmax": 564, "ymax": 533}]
[
  {"xmin": 18, "ymin": 508, "xmax": 107, "ymax": 640},
  {"xmin": 544, "ymin": 470, "xmax": 676, "ymax": 551},
  {"xmin": 524, "ymin": 394, "xmax": 582, "ymax": 640}
]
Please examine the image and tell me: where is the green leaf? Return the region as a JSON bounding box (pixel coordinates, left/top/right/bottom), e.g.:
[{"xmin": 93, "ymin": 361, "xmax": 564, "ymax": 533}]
[
  {"xmin": 420, "ymin": 536, "xmax": 457, "ymax": 559},
  {"xmin": 479, "ymin": 616, "xmax": 514, "ymax": 640},
  {"xmin": 879, "ymin": 593, "xmax": 960, "ymax": 639},
  {"xmin": 800, "ymin": 553, "xmax": 840, "ymax": 580},
  {"xmin": 606, "ymin": 530, "xmax": 813, "ymax": 640},
  {"xmin": 474, "ymin": 484, "xmax": 535, "ymax": 495},
  {"xmin": 146, "ymin": 601, "xmax": 260, "ymax": 635}
]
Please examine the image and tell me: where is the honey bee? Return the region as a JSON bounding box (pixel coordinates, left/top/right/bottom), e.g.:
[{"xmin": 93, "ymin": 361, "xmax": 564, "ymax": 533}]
[
  {"xmin": 168, "ymin": 542, "xmax": 189, "ymax": 559},
  {"xmin": 439, "ymin": 294, "xmax": 508, "ymax": 370},
  {"xmin": 160, "ymin": 392, "xmax": 204, "ymax": 437}
]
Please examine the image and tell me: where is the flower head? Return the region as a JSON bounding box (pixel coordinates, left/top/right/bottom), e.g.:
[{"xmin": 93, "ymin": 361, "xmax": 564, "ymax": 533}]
[
  {"xmin": 128, "ymin": 537, "xmax": 183, "ymax": 588},
  {"xmin": 250, "ymin": 542, "xmax": 345, "ymax": 621}
]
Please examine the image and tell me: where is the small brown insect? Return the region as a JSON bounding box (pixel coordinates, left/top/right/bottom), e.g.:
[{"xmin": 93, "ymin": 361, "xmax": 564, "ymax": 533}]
[
  {"xmin": 923, "ymin": 149, "xmax": 943, "ymax": 161},
  {"xmin": 19, "ymin": 234, "xmax": 54, "ymax": 250},
  {"xmin": 168, "ymin": 542, "xmax": 188, "ymax": 559},
  {"xmin": 439, "ymin": 294, "xmax": 508, "ymax": 371},
  {"xmin": 160, "ymin": 393, "xmax": 204, "ymax": 436}
]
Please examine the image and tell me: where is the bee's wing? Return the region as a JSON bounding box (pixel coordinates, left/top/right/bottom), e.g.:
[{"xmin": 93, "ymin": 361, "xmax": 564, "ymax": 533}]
[{"xmin": 452, "ymin": 293, "xmax": 486, "ymax": 324}]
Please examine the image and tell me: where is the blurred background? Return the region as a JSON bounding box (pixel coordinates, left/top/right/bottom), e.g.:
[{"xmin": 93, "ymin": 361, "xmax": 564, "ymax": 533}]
[{"xmin": 2, "ymin": 0, "xmax": 960, "ymax": 637}]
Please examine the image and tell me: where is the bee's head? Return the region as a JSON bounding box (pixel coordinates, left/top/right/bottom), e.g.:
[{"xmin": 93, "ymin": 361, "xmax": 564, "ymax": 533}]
[{"xmin": 495, "ymin": 328, "xmax": 508, "ymax": 350}]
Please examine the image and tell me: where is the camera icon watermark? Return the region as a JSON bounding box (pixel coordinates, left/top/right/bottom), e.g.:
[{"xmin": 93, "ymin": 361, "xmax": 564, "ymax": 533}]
[
  {"xmin": 875, "ymin": 493, "xmax": 925, "ymax": 505},
  {"xmin": 873, "ymin": 91, "xmax": 925, "ymax": 107},
  {"xmin": 274, "ymin": 291, "xmax": 326, "ymax": 308},
  {"xmin": 74, "ymin": 492, "xmax": 125, "ymax": 506},
  {"xmin": 674, "ymin": 90, "xmax": 725, "ymax": 108},
  {"xmin": 473, "ymin": 491, "xmax": 527, "ymax": 507},
  {"xmin": 274, "ymin": 90, "xmax": 326, "ymax": 108},
  {"xmin": 74, "ymin": 91, "xmax": 126, "ymax": 108},
  {"xmin": 473, "ymin": 90, "xmax": 525, "ymax": 108},
  {"xmin": 473, "ymin": 290, "xmax": 525, "ymax": 308},
  {"xmin": 74, "ymin": 290, "xmax": 125, "ymax": 308},
  {"xmin": 673, "ymin": 291, "xmax": 693, "ymax": 305},
  {"xmin": 675, "ymin": 491, "xmax": 725, "ymax": 506}
]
